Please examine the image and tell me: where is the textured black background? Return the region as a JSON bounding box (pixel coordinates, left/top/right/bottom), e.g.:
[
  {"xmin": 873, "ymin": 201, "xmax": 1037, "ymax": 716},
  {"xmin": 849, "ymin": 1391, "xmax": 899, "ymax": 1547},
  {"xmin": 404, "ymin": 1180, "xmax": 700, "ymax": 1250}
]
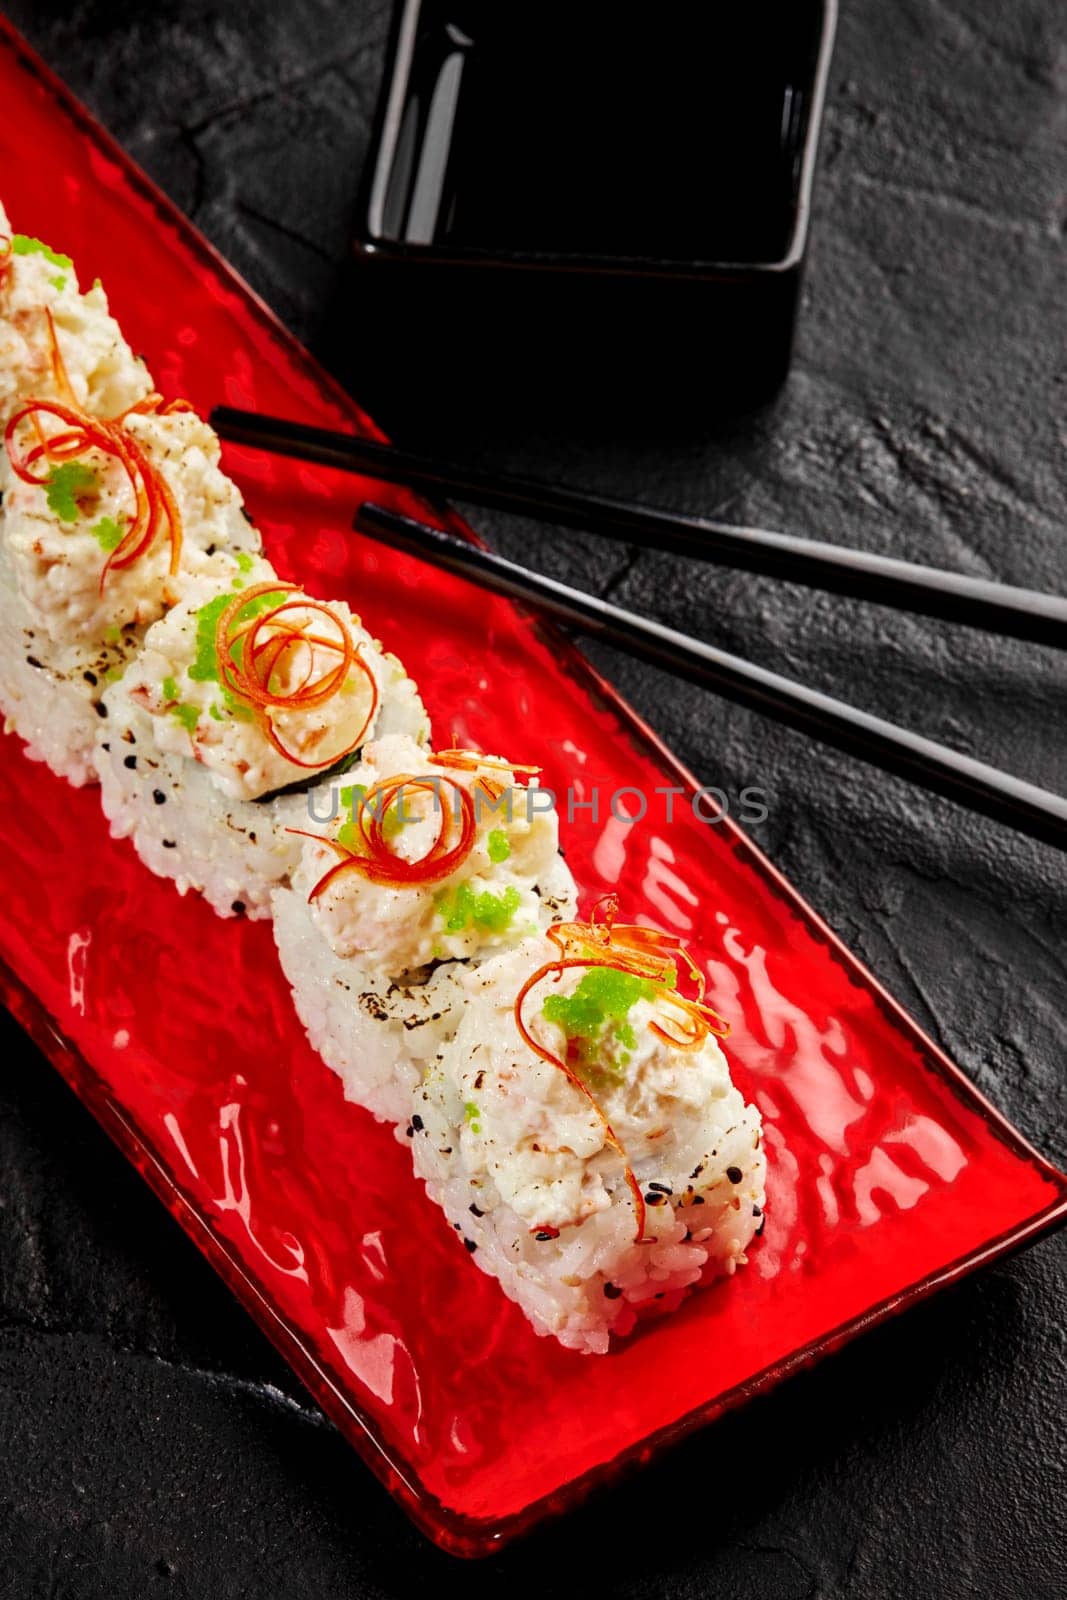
[{"xmin": 1, "ymin": 3, "xmax": 1065, "ymax": 1596}]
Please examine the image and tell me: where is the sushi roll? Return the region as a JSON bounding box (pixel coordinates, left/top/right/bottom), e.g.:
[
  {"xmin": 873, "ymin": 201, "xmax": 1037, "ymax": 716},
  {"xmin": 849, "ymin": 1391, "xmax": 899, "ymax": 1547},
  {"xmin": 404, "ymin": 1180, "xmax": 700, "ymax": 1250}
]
[
  {"xmin": 0, "ymin": 394, "xmax": 263, "ymax": 785},
  {"xmin": 0, "ymin": 204, "xmax": 262, "ymax": 785},
  {"xmin": 0, "ymin": 205, "xmax": 164, "ymax": 781},
  {"xmin": 408, "ymin": 901, "xmax": 765, "ymax": 1353},
  {"xmin": 273, "ymin": 736, "xmax": 577, "ymax": 1123},
  {"xmin": 0, "ymin": 204, "xmax": 151, "ymax": 451},
  {"xmin": 3, "ymin": 401, "xmax": 262, "ymax": 647},
  {"xmin": 94, "ymin": 571, "xmax": 429, "ymax": 920}
]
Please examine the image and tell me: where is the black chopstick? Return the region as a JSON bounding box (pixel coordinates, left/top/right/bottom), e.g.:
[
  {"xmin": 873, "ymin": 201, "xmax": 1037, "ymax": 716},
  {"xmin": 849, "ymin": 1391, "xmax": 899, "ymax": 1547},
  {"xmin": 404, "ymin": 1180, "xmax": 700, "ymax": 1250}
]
[
  {"xmin": 212, "ymin": 406, "xmax": 1067, "ymax": 649},
  {"xmin": 354, "ymin": 503, "xmax": 1067, "ymax": 853}
]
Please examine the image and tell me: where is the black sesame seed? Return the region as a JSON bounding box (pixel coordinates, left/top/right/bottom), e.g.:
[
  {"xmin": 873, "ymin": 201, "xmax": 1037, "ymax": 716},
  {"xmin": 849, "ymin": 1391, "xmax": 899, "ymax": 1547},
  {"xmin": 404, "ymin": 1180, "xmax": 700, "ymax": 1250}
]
[
  {"xmin": 755, "ymin": 1217, "xmax": 766, "ymax": 1236},
  {"xmin": 752, "ymin": 1204, "xmax": 763, "ymax": 1217},
  {"xmin": 690, "ymin": 1164, "xmax": 704, "ymax": 1179},
  {"xmin": 463, "ymin": 1238, "xmax": 477, "ymax": 1253},
  {"xmin": 94, "ymin": 702, "xmax": 108, "ymax": 717},
  {"xmin": 153, "ymin": 790, "xmax": 166, "ymax": 805},
  {"xmin": 405, "ymin": 1125, "xmax": 414, "ymax": 1138},
  {"xmin": 644, "ymin": 1192, "xmax": 667, "ymax": 1207},
  {"xmin": 26, "ymin": 656, "xmax": 43, "ymax": 669},
  {"xmin": 648, "ymin": 1182, "xmax": 672, "ymax": 1195},
  {"xmin": 83, "ymin": 669, "xmax": 97, "ymax": 684},
  {"xmin": 124, "ymin": 754, "xmax": 137, "ymax": 770},
  {"xmin": 231, "ymin": 900, "xmax": 245, "ymax": 915},
  {"xmin": 603, "ymin": 1283, "xmax": 622, "ymax": 1299},
  {"xmin": 469, "ymin": 1203, "xmax": 483, "ymax": 1217},
  {"xmin": 534, "ymin": 1231, "xmax": 554, "ymax": 1242},
  {"xmin": 411, "ymin": 1114, "xmax": 424, "ymax": 1132},
  {"xmin": 727, "ymin": 1166, "xmax": 743, "ymax": 1184},
  {"xmin": 162, "ymin": 839, "xmax": 176, "ymax": 849},
  {"xmin": 692, "ymin": 1194, "xmax": 705, "ymax": 1206}
]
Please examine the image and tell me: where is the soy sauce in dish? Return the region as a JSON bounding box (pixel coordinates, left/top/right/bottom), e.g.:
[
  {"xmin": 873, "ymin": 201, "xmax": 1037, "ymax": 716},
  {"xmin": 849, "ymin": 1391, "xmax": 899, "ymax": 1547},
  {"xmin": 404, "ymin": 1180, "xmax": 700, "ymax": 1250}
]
[{"xmin": 368, "ymin": 1, "xmax": 826, "ymax": 266}]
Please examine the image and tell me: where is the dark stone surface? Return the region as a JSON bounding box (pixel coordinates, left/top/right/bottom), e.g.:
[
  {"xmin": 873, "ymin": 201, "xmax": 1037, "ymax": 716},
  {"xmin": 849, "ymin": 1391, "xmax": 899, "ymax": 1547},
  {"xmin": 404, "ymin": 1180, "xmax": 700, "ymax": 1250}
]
[{"xmin": 1, "ymin": 2, "xmax": 1064, "ymax": 1595}]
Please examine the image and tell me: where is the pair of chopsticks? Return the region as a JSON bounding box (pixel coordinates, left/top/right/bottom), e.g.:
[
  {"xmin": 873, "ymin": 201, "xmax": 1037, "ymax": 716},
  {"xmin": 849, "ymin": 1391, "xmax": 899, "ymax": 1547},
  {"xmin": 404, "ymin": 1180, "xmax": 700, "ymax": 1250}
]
[{"xmin": 210, "ymin": 406, "xmax": 1067, "ymax": 852}]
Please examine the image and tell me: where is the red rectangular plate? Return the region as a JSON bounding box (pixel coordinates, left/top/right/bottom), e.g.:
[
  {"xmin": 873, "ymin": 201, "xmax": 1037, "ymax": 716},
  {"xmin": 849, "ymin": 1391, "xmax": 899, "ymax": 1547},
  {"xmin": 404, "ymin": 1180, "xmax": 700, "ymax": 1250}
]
[{"xmin": 1, "ymin": 19, "xmax": 1064, "ymax": 1558}]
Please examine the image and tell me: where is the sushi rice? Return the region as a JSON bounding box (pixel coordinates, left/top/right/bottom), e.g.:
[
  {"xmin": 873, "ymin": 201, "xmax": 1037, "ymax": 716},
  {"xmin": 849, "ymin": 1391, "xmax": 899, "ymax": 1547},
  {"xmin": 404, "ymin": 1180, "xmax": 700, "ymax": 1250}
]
[{"xmin": 0, "ymin": 532, "xmax": 138, "ymax": 786}]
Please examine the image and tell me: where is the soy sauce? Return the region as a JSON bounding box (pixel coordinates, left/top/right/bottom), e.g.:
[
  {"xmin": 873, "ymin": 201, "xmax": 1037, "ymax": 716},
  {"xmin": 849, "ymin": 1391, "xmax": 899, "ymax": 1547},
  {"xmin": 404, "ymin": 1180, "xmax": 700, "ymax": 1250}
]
[
  {"xmin": 347, "ymin": 2, "xmax": 834, "ymax": 426},
  {"xmin": 368, "ymin": 2, "xmax": 826, "ymax": 266}
]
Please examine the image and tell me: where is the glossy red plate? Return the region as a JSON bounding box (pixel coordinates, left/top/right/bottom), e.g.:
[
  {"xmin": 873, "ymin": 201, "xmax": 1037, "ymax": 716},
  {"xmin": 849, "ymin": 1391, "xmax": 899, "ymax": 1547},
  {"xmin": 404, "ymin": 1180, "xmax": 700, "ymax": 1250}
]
[{"xmin": 1, "ymin": 19, "xmax": 1064, "ymax": 1558}]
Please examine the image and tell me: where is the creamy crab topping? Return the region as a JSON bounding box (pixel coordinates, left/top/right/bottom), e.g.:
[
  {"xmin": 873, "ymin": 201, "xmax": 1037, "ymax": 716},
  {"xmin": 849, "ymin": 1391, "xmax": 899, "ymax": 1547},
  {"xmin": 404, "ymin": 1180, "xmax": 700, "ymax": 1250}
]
[
  {"xmin": 0, "ymin": 207, "xmax": 151, "ymax": 434},
  {"xmin": 121, "ymin": 568, "xmax": 426, "ymax": 802},
  {"xmin": 296, "ymin": 734, "xmax": 576, "ymax": 972},
  {"xmin": 2, "ymin": 406, "xmax": 263, "ymax": 647},
  {"xmin": 446, "ymin": 936, "xmax": 748, "ymax": 1233}
]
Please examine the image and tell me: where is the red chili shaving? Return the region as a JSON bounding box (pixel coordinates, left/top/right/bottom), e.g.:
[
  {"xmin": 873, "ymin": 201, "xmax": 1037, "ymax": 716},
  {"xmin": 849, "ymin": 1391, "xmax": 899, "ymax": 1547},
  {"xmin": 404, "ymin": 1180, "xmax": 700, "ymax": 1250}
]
[
  {"xmin": 429, "ymin": 746, "xmax": 540, "ymax": 809},
  {"xmin": 294, "ymin": 769, "xmax": 477, "ymax": 898},
  {"xmin": 430, "ymin": 747, "xmax": 541, "ymax": 777},
  {"xmin": 295, "ymin": 745, "xmax": 540, "ymax": 896},
  {"xmin": 121, "ymin": 393, "xmax": 196, "ymax": 420},
  {"xmin": 3, "ymin": 392, "xmax": 186, "ymax": 589},
  {"xmin": 0, "ymin": 248, "xmax": 78, "ymax": 402},
  {"xmin": 216, "ymin": 582, "xmax": 379, "ymax": 770},
  {"xmin": 513, "ymin": 895, "xmax": 730, "ymax": 1242},
  {"xmin": 43, "ymin": 307, "xmax": 76, "ymax": 406}
]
